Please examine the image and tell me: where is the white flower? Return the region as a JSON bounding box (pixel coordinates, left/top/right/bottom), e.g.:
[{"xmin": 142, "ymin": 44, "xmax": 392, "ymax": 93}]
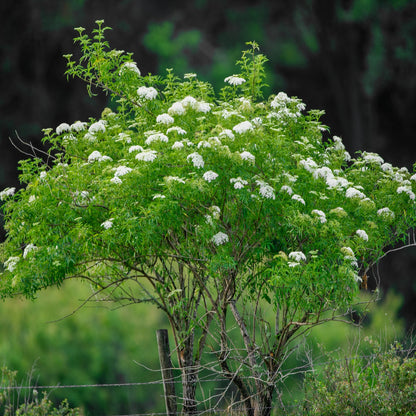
[
  {"xmin": 196, "ymin": 101, "xmax": 211, "ymax": 113},
  {"xmin": 219, "ymin": 129, "xmax": 235, "ymax": 140},
  {"xmin": 288, "ymin": 262, "xmax": 300, "ymax": 267},
  {"xmin": 88, "ymin": 120, "xmax": 106, "ymax": 134},
  {"xmin": 203, "ymin": 171, "xmax": 219, "ymax": 183},
  {"xmin": 377, "ymin": 207, "xmax": 395, "ymax": 219},
  {"xmin": 211, "ymin": 232, "xmax": 229, "ymax": 246},
  {"xmin": 114, "ymin": 166, "xmax": 132, "ymax": 177},
  {"xmin": 240, "ymin": 151, "xmax": 255, "ymax": 162},
  {"xmin": 332, "ymin": 136, "xmax": 345, "ymax": 151},
  {"xmin": 356, "ymin": 229, "xmax": 369, "ymax": 241},
  {"xmin": 70, "ymin": 121, "xmax": 87, "ymax": 132},
  {"xmin": 136, "ymin": 150, "xmax": 158, "ymax": 162},
  {"xmin": 152, "ymin": 194, "xmax": 166, "ymax": 199},
  {"xmin": 251, "ymin": 117, "xmax": 262, "ymax": 126},
  {"xmin": 28, "ymin": 195, "xmax": 37, "ymax": 203},
  {"xmin": 119, "ymin": 61, "xmax": 141, "ymax": 76},
  {"xmin": 56, "ymin": 123, "xmax": 70, "ymax": 135},
  {"xmin": 167, "ymin": 126, "xmax": 187, "ymax": 135},
  {"xmin": 289, "ymin": 251, "xmax": 306, "ymax": 262},
  {"xmin": 346, "ymin": 187, "xmax": 366, "ymax": 199},
  {"xmin": 172, "ymin": 141, "xmax": 184, "ymax": 150},
  {"xmin": 197, "ymin": 140, "xmax": 212, "ymax": 149},
  {"xmin": 187, "ymin": 152, "xmax": 204, "ymax": 168},
  {"xmin": 313, "ymin": 167, "xmax": 333, "ymax": 180},
  {"xmin": 292, "ymin": 194, "xmax": 305, "ymax": 205},
  {"xmin": 363, "ymin": 152, "xmax": 384, "ymax": 165},
  {"xmin": 326, "ymin": 176, "xmax": 349, "ymax": 189},
  {"xmin": 280, "ymin": 185, "xmax": 293, "ymax": 195},
  {"xmin": 181, "ymin": 96, "xmax": 198, "ymax": 108},
  {"xmin": 156, "ymin": 113, "xmax": 174, "ymax": 125},
  {"xmin": 311, "ymin": 209, "xmax": 327, "ymax": 223},
  {"xmin": 299, "ymin": 158, "xmax": 318, "ymax": 173},
  {"xmin": 256, "ymin": 180, "xmax": 275, "ymax": 199},
  {"xmin": 210, "ymin": 205, "xmax": 221, "ymax": 220},
  {"xmin": 145, "ymin": 133, "xmax": 169, "ymax": 145},
  {"xmin": 184, "ymin": 73, "xmax": 197, "ymax": 79},
  {"xmin": 0, "ymin": 187, "xmax": 16, "ymax": 200},
  {"xmin": 4, "ymin": 256, "xmax": 20, "ymax": 272},
  {"xmin": 129, "ymin": 145, "xmax": 144, "ymax": 153},
  {"xmin": 230, "ymin": 177, "xmax": 248, "ymax": 189},
  {"xmin": 341, "ymin": 246, "xmax": 356, "ymax": 259},
  {"xmin": 165, "ymin": 176, "xmax": 186, "ymax": 184},
  {"xmin": 110, "ymin": 176, "xmax": 123, "ymax": 184},
  {"xmin": 23, "ymin": 243, "xmax": 38, "ymax": 258},
  {"xmin": 87, "ymin": 151, "xmax": 112, "ymax": 163},
  {"xmin": 271, "ymin": 92, "xmax": 290, "ymax": 108},
  {"xmin": 39, "ymin": 171, "xmax": 47, "ymax": 180},
  {"xmin": 410, "ymin": 173, "xmax": 416, "ymax": 181},
  {"xmin": 168, "ymin": 102, "xmax": 186, "ymax": 115},
  {"xmin": 116, "ymin": 132, "xmax": 132, "ymax": 143},
  {"xmin": 397, "ymin": 185, "xmax": 415, "ymax": 200},
  {"xmin": 101, "ymin": 218, "xmax": 114, "ymax": 230},
  {"xmin": 224, "ymin": 75, "xmax": 246, "ymax": 86},
  {"xmin": 137, "ymin": 86, "xmax": 158, "ymax": 100},
  {"xmin": 233, "ymin": 121, "xmax": 254, "ymax": 134}
]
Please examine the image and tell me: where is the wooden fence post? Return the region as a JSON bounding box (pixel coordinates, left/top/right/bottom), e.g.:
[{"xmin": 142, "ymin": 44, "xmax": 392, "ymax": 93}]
[{"xmin": 156, "ymin": 329, "xmax": 177, "ymax": 416}]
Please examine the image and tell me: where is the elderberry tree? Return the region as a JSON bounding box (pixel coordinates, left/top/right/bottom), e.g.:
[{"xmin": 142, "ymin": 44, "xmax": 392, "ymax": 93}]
[{"xmin": 2, "ymin": 21, "xmax": 416, "ymax": 416}]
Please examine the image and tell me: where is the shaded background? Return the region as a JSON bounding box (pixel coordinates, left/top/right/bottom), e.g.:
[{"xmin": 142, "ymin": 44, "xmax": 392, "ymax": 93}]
[{"xmin": 1, "ymin": 0, "xmax": 416, "ymax": 413}]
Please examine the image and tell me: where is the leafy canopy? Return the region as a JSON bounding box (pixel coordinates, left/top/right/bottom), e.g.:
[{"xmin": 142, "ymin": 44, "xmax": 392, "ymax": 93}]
[{"xmin": 1, "ymin": 21, "xmax": 416, "ymax": 322}]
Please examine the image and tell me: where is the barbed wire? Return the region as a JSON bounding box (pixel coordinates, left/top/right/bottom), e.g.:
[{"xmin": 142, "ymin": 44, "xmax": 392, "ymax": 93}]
[{"xmin": 1, "ymin": 346, "xmax": 414, "ymax": 392}]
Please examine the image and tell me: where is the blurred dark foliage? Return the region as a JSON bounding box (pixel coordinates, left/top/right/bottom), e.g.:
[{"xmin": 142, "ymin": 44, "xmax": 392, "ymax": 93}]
[{"xmin": 1, "ymin": 0, "xmax": 416, "ymax": 325}]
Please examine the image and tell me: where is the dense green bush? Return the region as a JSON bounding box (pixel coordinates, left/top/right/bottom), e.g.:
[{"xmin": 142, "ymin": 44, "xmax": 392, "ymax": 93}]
[{"xmin": 302, "ymin": 339, "xmax": 416, "ymax": 415}]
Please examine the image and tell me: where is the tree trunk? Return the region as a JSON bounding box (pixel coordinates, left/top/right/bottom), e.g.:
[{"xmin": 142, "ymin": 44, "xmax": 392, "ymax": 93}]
[{"xmin": 179, "ymin": 337, "xmax": 198, "ymax": 415}]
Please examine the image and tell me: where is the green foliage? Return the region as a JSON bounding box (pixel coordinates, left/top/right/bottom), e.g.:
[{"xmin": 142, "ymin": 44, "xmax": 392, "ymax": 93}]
[
  {"xmin": 0, "ymin": 366, "xmax": 80, "ymax": 416},
  {"xmin": 2, "ymin": 21, "xmax": 416, "ymax": 414},
  {"xmin": 302, "ymin": 339, "xmax": 416, "ymax": 415}
]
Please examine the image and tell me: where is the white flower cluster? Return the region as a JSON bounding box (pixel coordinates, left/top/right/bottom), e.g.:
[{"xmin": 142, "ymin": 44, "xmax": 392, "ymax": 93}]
[
  {"xmin": 156, "ymin": 113, "xmax": 174, "ymax": 125},
  {"xmin": 280, "ymin": 185, "xmax": 293, "ymax": 195},
  {"xmin": 224, "ymin": 75, "xmax": 246, "ymax": 86},
  {"xmin": 88, "ymin": 120, "xmax": 107, "ymax": 134},
  {"xmin": 233, "ymin": 121, "xmax": 254, "ymax": 134},
  {"xmin": 88, "ymin": 151, "xmax": 112, "ymax": 163},
  {"xmin": 165, "ymin": 176, "xmax": 186, "ymax": 184},
  {"xmin": 187, "ymin": 152, "xmax": 204, "ymax": 168},
  {"xmin": 377, "ymin": 207, "xmax": 395, "ymax": 219},
  {"xmin": 203, "ymin": 171, "xmax": 219, "ymax": 183},
  {"xmin": 4, "ymin": 256, "xmax": 20, "ymax": 272},
  {"xmin": 0, "ymin": 187, "xmax": 16, "ymax": 200},
  {"xmin": 269, "ymin": 92, "xmax": 305, "ymax": 121},
  {"xmin": 219, "ymin": 129, "xmax": 235, "ymax": 140},
  {"xmin": 137, "ymin": 86, "xmax": 158, "ymax": 100},
  {"xmin": 136, "ymin": 149, "xmax": 158, "ymax": 162},
  {"xmin": 129, "ymin": 145, "xmax": 144, "ymax": 153},
  {"xmin": 168, "ymin": 96, "xmax": 211, "ymax": 115},
  {"xmin": 230, "ymin": 177, "xmax": 248, "ymax": 189},
  {"xmin": 288, "ymin": 250, "xmax": 306, "ymax": 267},
  {"xmin": 292, "ymin": 194, "xmax": 305, "ymax": 205},
  {"xmin": 311, "ymin": 209, "xmax": 327, "ymax": 223},
  {"xmin": 111, "ymin": 165, "xmax": 132, "ymax": 184},
  {"xmin": 23, "ymin": 243, "xmax": 38, "ymax": 258},
  {"xmin": 101, "ymin": 218, "xmax": 114, "ymax": 229},
  {"xmin": 119, "ymin": 61, "xmax": 141, "ymax": 76},
  {"xmin": 211, "ymin": 231, "xmax": 229, "ymax": 246},
  {"xmin": 145, "ymin": 132, "xmax": 169, "ymax": 145},
  {"xmin": 345, "ymin": 187, "xmax": 366, "ymax": 199},
  {"xmin": 362, "ymin": 152, "xmax": 384, "ymax": 165},
  {"xmin": 240, "ymin": 151, "xmax": 255, "ymax": 163},
  {"xmin": 256, "ymin": 180, "xmax": 275, "ymax": 199},
  {"xmin": 167, "ymin": 126, "xmax": 186, "ymax": 135},
  {"xmin": 397, "ymin": 185, "xmax": 415, "ymax": 200},
  {"xmin": 356, "ymin": 229, "xmax": 369, "ymax": 241}
]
